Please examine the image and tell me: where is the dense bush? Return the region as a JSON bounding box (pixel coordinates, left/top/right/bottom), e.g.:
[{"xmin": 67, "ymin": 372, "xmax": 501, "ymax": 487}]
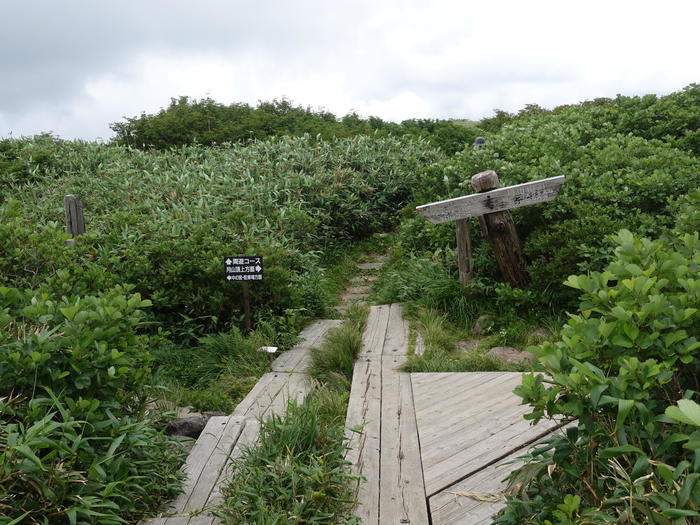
[
  {"xmin": 110, "ymin": 96, "xmax": 481, "ymax": 154},
  {"xmin": 0, "ymin": 286, "xmax": 183, "ymax": 524},
  {"xmin": 0, "ymin": 134, "xmax": 442, "ymax": 337},
  {"xmin": 395, "ymin": 85, "xmax": 700, "ymax": 314},
  {"xmin": 498, "ymin": 197, "xmax": 700, "ymax": 523}
]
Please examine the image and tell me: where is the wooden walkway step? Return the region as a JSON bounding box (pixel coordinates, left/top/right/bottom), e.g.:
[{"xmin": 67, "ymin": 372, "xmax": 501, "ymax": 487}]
[
  {"xmin": 345, "ymin": 304, "xmax": 569, "ymax": 525},
  {"xmin": 345, "ymin": 304, "xmax": 430, "ymax": 525},
  {"xmin": 142, "ymin": 319, "xmax": 340, "ymax": 524}
]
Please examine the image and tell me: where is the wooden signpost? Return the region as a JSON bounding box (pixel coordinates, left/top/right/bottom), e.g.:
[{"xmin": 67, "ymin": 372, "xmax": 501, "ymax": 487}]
[
  {"xmin": 224, "ymin": 256, "xmax": 264, "ymax": 332},
  {"xmin": 64, "ymin": 195, "xmax": 85, "ymax": 246},
  {"xmin": 417, "ymin": 171, "xmax": 565, "ymax": 288}
]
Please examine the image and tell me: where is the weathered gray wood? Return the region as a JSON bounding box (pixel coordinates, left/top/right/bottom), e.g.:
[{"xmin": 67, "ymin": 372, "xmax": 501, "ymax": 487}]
[
  {"xmin": 383, "ymin": 303, "xmax": 409, "ymax": 355},
  {"xmin": 208, "ymin": 419, "xmax": 261, "ymax": 508},
  {"xmin": 411, "ymin": 372, "xmax": 561, "ymax": 496},
  {"xmin": 169, "ymin": 416, "xmax": 228, "ymax": 513},
  {"xmin": 429, "ymin": 423, "xmax": 575, "ymax": 525},
  {"xmin": 416, "ymin": 175, "xmax": 565, "ymax": 224},
  {"xmin": 379, "ymin": 355, "xmax": 429, "ymax": 525},
  {"xmin": 359, "ymin": 305, "xmax": 391, "ymax": 357},
  {"xmin": 455, "ymin": 219, "xmax": 472, "ymax": 286},
  {"xmin": 264, "ymin": 372, "xmax": 311, "ymax": 419},
  {"xmin": 471, "ymin": 171, "xmax": 530, "ymax": 288},
  {"xmin": 182, "ymin": 416, "xmax": 245, "ymax": 512},
  {"xmin": 63, "ymin": 195, "xmax": 85, "ymax": 246},
  {"xmin": 356, "ymin": 262, "xmax": 384, "ymax": 270},
  {"xmin": 231, "ymin": 372, "xmax": 287, "ymax": 418},
  {"xmin": 271, "ymin": 320, "xmax": 342, "ymax": 372},
  {"xmin": 345, "ymin": 356, "xmax": 382, "ymax": 524},
  {"xmin": 414, "ymin": 333, "xmax": 425, "ymax": 356}
]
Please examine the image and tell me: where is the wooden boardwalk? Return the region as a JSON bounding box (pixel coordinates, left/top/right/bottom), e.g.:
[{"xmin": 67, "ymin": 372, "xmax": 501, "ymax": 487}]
[
  {"xmin": 345, "ymin": 305, "xmax": 567, "ymax": 525},
  {"xmin": 142, "ymin": 319, "xmax": 341, "ymax": 525}
]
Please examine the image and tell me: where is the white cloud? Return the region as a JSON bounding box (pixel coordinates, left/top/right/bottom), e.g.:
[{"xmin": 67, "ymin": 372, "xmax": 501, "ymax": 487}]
[{"xmin": 1, "ymin": 0, "xmax": 698, "ymax": 139}]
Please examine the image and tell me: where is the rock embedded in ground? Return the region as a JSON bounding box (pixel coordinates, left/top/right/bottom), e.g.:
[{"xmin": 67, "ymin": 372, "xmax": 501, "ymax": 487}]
[
  {"xmin": 455, "ymin": 340, "xmax": 480, "ymax": 353},
  {"xmin": 486, "ymin": 346, "xmax": 536, "ymax": 364},
  {"xmin": 356, "ymin": 262, "xmax": 384, "ymax": 271},
  {"xmin": 166, "ymin": 415, "xmax": 206, "ymax": 438}
]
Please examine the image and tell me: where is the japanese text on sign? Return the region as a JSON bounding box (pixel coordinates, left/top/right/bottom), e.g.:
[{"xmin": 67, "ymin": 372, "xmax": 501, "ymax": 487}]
[{"xmin": 224, "ymin": 256, "xmax": 263, "ymax": 282}]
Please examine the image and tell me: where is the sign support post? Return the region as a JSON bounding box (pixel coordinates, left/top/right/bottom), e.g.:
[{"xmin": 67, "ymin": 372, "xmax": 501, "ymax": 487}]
[
  {"xmin": 416, "ymin": 172, "xmax": 565, "ymax": 288},
  {"xmin": 224, "ymin": 256, "xmax": 263, "ymax": 333}
]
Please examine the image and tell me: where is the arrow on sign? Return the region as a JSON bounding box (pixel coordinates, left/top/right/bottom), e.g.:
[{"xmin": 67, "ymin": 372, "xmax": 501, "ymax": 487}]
[
  {"xmin": 225, "ymin": 258, "xmax": 232, "ymax": 265},
  {"xmin": 227, "ymin": 275, "xmax": 233, "ymax": 281},
  {"xmin": 255, "ymin": 265, "xmax": 262, "ymax": 272}
]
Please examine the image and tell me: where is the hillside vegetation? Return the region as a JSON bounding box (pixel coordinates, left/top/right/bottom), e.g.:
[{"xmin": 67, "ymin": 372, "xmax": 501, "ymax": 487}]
[{"xmin": 0, "ymin": 84, "xmax": 698, "ymax": 523}]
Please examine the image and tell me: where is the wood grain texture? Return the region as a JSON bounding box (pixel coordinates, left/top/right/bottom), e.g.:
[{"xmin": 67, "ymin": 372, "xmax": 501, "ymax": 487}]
[
  {"xmin": 271, "ymin": 320, "xmax": 342, "ymax": 372},
  {"xmin": 412, "ymin": 372, "xmax": 560, "ymax": 496},
  {"xmin": 416, "ymin": 175, "xmax": 565, "ymax": 224},
  {"xmin": 383, "ymin": 303, "xmax": 409, "ymax": 355},
  {"xmin": 429, "ymin": 423, "xmax": 575, "ymax": 525},
  {"xmin": 379, "ymin": 355, "xmax": 429, "ymax": 525},
  {"xmin": 345, "ymin": 356, "xmax": 383, "ymax": 524},
  {"xmin": 359, "ymin": 305, "xmax": 391, "ymax": 357}
]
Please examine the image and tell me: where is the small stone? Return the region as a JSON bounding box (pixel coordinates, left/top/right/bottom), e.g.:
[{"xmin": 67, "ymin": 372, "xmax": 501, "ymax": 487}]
[
  {"xmin": 472, "ymin": 314, "xmax": 495, "ymax": 336},
  {"xmin": 486, "ymin": 346, "xmax": 536, "ymax": 364},
  {"xmin": 166, "ymin": 415, "xmax": 206, "ymax": 438},
  {"xmin": 455, "ymin": 340, "xmax": 480, "ymax": 353}
]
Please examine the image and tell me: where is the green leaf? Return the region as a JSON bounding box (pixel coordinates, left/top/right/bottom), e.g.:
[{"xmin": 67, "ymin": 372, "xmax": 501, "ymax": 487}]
[
  {"xmin": 600, "ymin": 444, "xmax": 643, "ymax": 459},
  {"xmin": 666, "ymin": 399, "xmax": 700, "ymax": 427},
  {"xmin": 13, "ymin": 444, "xmax": 44, "ymax": 470},
  {"xmin": 616, "ymin": 398, "xmax": 635, "ymax": 432}
]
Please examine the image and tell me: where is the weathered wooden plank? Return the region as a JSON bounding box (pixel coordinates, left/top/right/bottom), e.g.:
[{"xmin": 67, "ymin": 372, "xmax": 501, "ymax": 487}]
[
  {"xmin": 264, "ymin": 372, "xmax": 311, "ymax": 419},
  {"xmin": 411, "ymin": 372, "xmax": 561, "ymax": 496},
  {"xmin": 169, "ymin": 416, "xmax": 228, "ymax": 513},
  {"xmin": 455, "ymin": 219, "xmax": 472, "ymax": 285},
  {"xmin": 429, "ymin": 423, "xmax": 575, "ymax": 525},
  {"xmin": 271, "ymin": 320, "xmax": 342, "ymax": 372},
  {"xmin": 345, "ymin": 356, "xmax": 382, "ymax": 524},
  {"xmin": 359, "ymin": 305, "xmax": 391, "ymax": 357},
  {"xmin": 183, "ymin": 416, "xmax": 245, "ymax": 512},
  {"xmin": 379, "ymin": 355, "xmax": 429, "ymax": 524},
  {"xmin": 382, "ymin": 303, "xmax": 409, "ymax": 356},
  {"xmin": 208, "ymin": 422, "xmax": 260, "ymax": 508},
  {"xmin": 231, "ymin": 372, "xmax": 287, "ymax": 418},
  {"xmin": 207, "ymin": 419, "xmax": 261, "ymax": 508},
  {"xmin": 416, "ymin": 175, "xmax": 565, "ymax": 224}
]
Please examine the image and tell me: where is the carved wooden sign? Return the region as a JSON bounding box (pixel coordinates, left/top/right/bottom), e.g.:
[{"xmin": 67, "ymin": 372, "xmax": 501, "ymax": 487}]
[{"xmin": 416, "ymin": 175, "xmax": 565, "ymax": 224}]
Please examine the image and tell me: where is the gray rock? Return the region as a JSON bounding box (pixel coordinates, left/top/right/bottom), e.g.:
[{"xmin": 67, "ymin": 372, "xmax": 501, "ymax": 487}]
[
  {"xmin": 166, "ymin": 415, "xmax": 206, "ymax": 438},
  {"xmin": 455, "ymin": 340, "xmax": 480, "ymax": 353},
  {"xmin": 486, "ymin": 346, "xmax": 536, "ymax": 364}
]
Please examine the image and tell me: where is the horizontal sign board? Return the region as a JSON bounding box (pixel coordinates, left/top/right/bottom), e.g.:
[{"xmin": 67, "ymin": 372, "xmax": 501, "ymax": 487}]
[
  {"xmin": 416, "ymin": 175, "xmax": 565, "ymax": 224},
  {"xmin": 224, "ymin": 256, "xmax": 263, "ymax": 281}
]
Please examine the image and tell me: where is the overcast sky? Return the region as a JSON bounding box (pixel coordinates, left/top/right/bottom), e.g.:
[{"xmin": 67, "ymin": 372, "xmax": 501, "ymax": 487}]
[{"xmin": 2, "ymin": 0, "xmax": 698, "ymax": 141}]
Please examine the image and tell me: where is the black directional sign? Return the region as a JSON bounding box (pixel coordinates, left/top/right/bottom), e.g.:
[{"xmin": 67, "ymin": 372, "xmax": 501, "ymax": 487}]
[{"xmin": 224, "ymin": 256, "xmax": 263, "ymax": 281}]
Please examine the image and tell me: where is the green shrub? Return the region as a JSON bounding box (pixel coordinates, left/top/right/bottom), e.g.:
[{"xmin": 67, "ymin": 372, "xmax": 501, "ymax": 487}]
[
  {"xmin": 0, "ymin": 286, "xmax": 184, "ymax": 524},
  {"xmin": 499, "ymin": 207, "xmax": 700, "ymax": 522}
]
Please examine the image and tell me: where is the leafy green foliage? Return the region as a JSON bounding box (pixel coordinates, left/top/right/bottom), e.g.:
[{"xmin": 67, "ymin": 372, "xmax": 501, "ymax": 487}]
[
  {"xmin": 395, "ymin": 84, "xmax": 700, "ymax": 315},
  {"xmin": 1, "ymin": 134, "xmax": 441, "ymax": 338},
  {"xmin": 498, "ymin": 204, "xmax": 700, "ymax": 523},
  {"xmin": 219, "ymin": 394, "xmax": 358, "ymax": 524},
  {"xmin": 110, "ymin": 96, "xmax": 481, "ymax": 154},
  {"xmin": 0, "ymin": 287, "xmax": 184, "ymax": 524}
]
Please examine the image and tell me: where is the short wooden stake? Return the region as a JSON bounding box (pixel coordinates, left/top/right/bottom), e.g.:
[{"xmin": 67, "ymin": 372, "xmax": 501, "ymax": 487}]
[
  {"xmin": 64, "ymin": 195, "xmax": 85, "ymax": 246},
  {"xmin": 455, "ymin": 218, "xmax": 472, "ymax": 286},
  {"xmin": 242, "ymin": 281, "xmax": 252, "ymax": 333},
  {"xmin": 470, "ymin": 170, "xmax": 529, "ymax": 288}
]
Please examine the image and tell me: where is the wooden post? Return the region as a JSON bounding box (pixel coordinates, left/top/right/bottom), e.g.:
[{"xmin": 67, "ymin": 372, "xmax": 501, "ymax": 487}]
[
  {"xmin": 64, "ymin": 195, "xmax": 85, "ymax": 246},
  {"xmin": 242, "ymin": 281, "xmax": 252, "ymax": 333},
  {"xmin": 455, "ymin": 219, "xmax": 472, "ymax": 286},
  {"xmin": 470, "ymin": 170, "xmax": 529, "ymax": 288}
]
